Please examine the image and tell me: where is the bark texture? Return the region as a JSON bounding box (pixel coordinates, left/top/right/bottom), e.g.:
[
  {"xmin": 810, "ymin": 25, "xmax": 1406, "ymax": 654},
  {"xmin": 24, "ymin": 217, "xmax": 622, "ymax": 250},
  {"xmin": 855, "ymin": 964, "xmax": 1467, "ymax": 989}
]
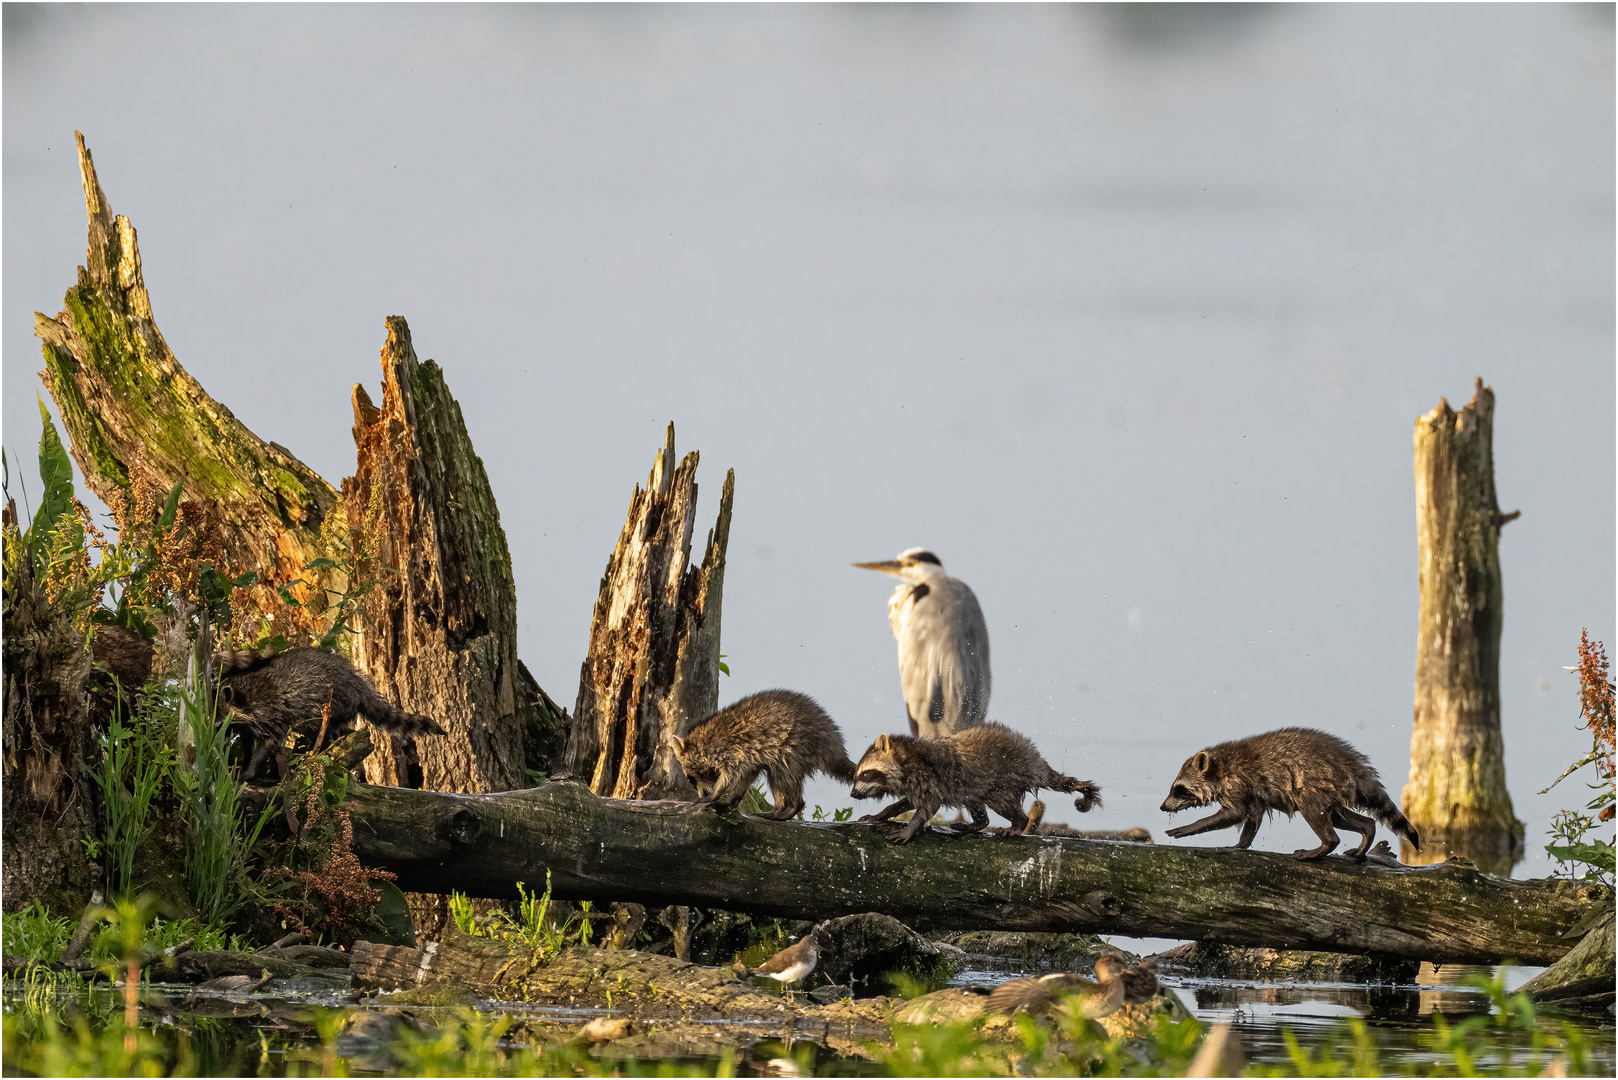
[
  {"xmin": 342, "ymin": 317, "xmax": 562, "ymax": 795},
  {"xmin": 34, "ymin": 132, "xmax": 341, "ymax": 616},
  {"xmin": 565, "ymin": 424, "xmax": 733, "ymax": 799},
  {"xmin": 344, "ymin": 779, "xmax": 1610, "ymax": 966},
  {"xmin": 0, "ymin": 545, "xmax": 97, "ymax": 914},
  {"xmin": 1517, "ymin": 909, "xmax": 1614, "ymax": 1014},
  {"xmin": 1402, "ymin": 379, "xmax": 1525, "ymax": 874},
  {"xmin": 342, "ymin": 318, "xmax": 572, "ymax": 939}
]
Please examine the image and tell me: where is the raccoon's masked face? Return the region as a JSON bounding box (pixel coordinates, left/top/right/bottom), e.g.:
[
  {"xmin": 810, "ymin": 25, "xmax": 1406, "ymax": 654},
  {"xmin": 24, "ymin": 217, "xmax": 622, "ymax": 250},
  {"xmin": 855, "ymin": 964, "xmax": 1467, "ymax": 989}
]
[
  {"xmin": 1159, "ymin": 751, "xmax": 1215, "ymax": 813},
  {"xmin": 851, "ymin": 734, "xmax": 907, "ymax": 799},
  {"xmin": 684, "ymin": 767, "xmax": 718, "ymax": 798},
  {"xmin": 671, "ymin": 736, "xmax": 716, "ymax": 798}
]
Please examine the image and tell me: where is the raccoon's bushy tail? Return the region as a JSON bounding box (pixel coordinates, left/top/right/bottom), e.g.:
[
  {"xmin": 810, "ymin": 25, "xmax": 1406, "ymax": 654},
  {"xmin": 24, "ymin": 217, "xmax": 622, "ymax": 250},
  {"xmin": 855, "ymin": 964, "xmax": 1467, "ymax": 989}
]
[
  {"xmin": 367, "ymin": 701, "xmax": 447, "ymax": 738},
  {"xmin": 210, "ymin": 647, "xmax": 281, "ymax": 679},
  {"xmin": 826, "ymin": 754, "xmax": 858, "ymax": 785},
  {"xmin": 1364, "ymin": 786, "xmax": 1421, "ymax": 851},
  {"xmin": 1049, "ymin": 772, "xmax": 1104, "ymax": 813}
]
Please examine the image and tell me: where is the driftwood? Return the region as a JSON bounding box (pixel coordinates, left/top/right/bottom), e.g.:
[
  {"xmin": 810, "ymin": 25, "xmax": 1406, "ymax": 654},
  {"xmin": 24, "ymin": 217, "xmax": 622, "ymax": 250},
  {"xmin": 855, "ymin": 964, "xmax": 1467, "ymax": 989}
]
[
  {"xmin": 1403, "ymin": 379, "xmax": 1524, "ymax": 872},
  {"xmin": 345, "ymin": 779, "xmax": 1611, "ymax": 966}
]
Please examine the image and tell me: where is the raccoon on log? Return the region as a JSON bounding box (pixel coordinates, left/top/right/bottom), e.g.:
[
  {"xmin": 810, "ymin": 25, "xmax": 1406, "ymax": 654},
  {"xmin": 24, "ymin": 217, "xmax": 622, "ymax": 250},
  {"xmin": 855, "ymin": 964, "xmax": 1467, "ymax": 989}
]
[
  {"xmin": 671, "ymin": 689, "xmax": 857, "ymax": 821},
  {"xmin": 1158, "ymin": 727, "xmax": 1421, "ymax": 860},
  {"xmin": 211, "ymin": 646, "xmax": 445, "ymax": 779},
  {"xmin": 850, "ymin": 721, "xmax": 1101, "ymax": 844}
]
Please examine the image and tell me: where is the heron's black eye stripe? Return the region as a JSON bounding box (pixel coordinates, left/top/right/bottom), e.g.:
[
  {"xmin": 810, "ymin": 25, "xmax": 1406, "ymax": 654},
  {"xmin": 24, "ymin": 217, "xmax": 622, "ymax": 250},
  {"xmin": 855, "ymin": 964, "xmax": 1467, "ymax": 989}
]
[
  {"xmin": 908, "ymin": 551, "xmax": 941, "ymax": 565},
  {"xmin": 909, "ymin": 583, "xmax": 930, "ymax": 603}
]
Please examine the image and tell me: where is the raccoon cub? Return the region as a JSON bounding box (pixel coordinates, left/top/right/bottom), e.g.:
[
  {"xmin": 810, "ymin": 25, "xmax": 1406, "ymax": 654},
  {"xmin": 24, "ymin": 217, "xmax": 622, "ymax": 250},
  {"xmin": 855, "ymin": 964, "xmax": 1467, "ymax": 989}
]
[
  {"xmin": 1159, "ymin": 727, "xmax": 1421, "ymax": 860},
  {"xmin": 212, "ymin": 646, "xmax": 445, "ymax": 778},
  {"xmin": 851, "ymin": 722, "xmax": 1101, "ymax": 844},
  {"xmin": 672, "ymin": 689, "xmax": 857, "ymax": 820}
]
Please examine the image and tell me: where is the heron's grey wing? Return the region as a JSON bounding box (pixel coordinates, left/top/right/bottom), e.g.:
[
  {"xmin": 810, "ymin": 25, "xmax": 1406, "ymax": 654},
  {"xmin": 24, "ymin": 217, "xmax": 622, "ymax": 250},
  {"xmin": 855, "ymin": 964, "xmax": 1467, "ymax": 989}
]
[
  {"xmin": 894, "ymin": 585, "xmax": 938, "ymax": 731},
  {"xmin": 897, "ymin": 578, "xmax": 991, "ymax": 736}
]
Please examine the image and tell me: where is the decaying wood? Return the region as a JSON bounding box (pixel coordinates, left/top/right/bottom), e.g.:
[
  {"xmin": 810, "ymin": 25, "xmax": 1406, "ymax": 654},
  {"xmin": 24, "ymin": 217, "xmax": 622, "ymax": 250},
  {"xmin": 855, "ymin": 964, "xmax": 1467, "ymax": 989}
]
[
  {"xmin": 342, "ymin": 317, "xmax": 564, "ymax": 793},
  {"xmin": 342, "ymin": 317, "xmax": 571, "ymax": 938},
  {"xmin": 34, "ymin": 132, "xmax": 341, "ymax": 617},
  {"xmin": 0, "ymin": 547, "xmax": 97, "ymax": 914},
  {"xmin": 1403, "ymin": 379, "xmax": 1525, "ymax": 874},
  {"xmin": 565, "ymin": 423, "xmax": 733, "ymax": 799},
  {"xmin": 344, "ymin": 779, "xmax": 1610, "ymax": 966},
  {"xmin": 1518, "ymin": 909, "xmax": 1614, "ymax": 1013}
]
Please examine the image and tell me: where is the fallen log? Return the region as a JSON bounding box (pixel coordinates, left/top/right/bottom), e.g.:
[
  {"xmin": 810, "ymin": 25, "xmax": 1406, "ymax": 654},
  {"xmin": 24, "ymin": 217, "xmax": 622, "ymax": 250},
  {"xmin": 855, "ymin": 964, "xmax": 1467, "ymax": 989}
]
[{"xmin": 345, "ymin": 779, "xmax": 1612, "ymax": 966}]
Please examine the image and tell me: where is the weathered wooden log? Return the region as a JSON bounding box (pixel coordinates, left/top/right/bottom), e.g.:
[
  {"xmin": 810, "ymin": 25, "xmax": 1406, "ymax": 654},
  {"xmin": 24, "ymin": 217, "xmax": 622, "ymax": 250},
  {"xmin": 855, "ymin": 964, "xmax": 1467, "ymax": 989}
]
[
  {"xmin": 565, "ymin": 423, "xmax": 733, "ymax": 799},
  {"xmin": 35, "ymin": 132, "xmax": 341, "ymax": 619},
  {"xmin": 1518, "ymin": 909, "xmax": 1614, "ymax": 1014},
  {"xmin": 1403, "ymin": 379, "xmax": 1524, "ymax": 873},
  {"xmin": 344, "ymin": 779, "xmax": 1611, "ymax": 966}
]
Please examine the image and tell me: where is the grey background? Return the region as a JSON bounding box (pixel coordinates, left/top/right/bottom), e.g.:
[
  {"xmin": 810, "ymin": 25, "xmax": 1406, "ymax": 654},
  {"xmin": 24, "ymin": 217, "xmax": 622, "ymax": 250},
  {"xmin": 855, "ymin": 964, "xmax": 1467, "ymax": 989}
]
[{"xmin": 5, "ymin": 4, "xmax": 1613, "ymax": 878}]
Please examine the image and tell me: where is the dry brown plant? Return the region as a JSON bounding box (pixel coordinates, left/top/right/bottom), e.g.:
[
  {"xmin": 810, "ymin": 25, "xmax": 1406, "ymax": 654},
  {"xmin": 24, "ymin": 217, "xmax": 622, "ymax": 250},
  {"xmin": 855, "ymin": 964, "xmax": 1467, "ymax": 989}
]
[{"xmin": 1575, "ymin": 630, "xmax": 1615, "ymax": 821}]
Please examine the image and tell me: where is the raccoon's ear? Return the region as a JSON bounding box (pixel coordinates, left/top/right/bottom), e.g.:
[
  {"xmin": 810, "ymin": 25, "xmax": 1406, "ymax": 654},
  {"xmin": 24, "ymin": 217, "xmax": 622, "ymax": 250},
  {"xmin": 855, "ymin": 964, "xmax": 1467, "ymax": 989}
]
[
  {"xmin": 874, "ymin": 734, "xmax": 891, "ymax": 752},
  {"xmin": 671, "ymin": 735, "xmax": 685, "ymax": 754},
  {"xmin": 1193, "ymin": 751, "xmax": 1213, "ymax": 776}
]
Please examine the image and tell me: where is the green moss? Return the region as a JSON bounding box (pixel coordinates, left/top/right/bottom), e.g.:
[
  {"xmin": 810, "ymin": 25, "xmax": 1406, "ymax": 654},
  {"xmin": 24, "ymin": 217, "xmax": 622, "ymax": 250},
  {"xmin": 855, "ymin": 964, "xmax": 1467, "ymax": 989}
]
[
  {"xmin": 56, "ymin": 286, "xmax": 250, "ymax": 499},
  {"xmin": 38, "ymin": 337, "xmax": 128, "ymax": 488}
]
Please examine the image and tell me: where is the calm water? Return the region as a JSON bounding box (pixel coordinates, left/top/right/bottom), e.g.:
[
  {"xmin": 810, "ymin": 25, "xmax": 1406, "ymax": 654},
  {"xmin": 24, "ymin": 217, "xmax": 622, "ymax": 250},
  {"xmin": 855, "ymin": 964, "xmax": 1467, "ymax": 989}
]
[{"xmin": 7, "ymin": 963, "xmax": 1613, "ymax": 1076}]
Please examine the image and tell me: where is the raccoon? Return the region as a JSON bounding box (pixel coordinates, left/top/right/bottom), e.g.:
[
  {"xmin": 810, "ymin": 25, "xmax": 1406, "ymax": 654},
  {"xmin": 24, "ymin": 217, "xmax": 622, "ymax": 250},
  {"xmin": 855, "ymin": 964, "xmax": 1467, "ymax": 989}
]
[
  {"xmin": 1158, "ymin": 727, "xmax": 1421, "ymax": 860},
  {"xmin": 850, "ymin": 722, "xmax": 1101, "ymax": 844},
  {"xmin": 672, "ymin": 689, "xmax": 857, "ymax": 820},
  {"xmin": 211, "ymin": 646, "xmax": 445, "ymax": 779}
]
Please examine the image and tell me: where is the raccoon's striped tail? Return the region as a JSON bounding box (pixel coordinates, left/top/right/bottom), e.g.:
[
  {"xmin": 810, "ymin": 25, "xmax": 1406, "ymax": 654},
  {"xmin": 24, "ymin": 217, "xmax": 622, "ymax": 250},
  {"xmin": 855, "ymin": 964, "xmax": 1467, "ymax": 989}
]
[
  {"xmin": 368, "ymin": 702, "xmax": 447, "ymax": 738},
  {"xmin": 1365, "ymin": 787, "xmax": 1421, "ymax": 852},
  {"xmin": 210, "ymin": 647, "xmax": 281, "ymax": 679},
  {"xmin": 1050, "ymin": 772, "xmax": 1103, "ymax": 813}
]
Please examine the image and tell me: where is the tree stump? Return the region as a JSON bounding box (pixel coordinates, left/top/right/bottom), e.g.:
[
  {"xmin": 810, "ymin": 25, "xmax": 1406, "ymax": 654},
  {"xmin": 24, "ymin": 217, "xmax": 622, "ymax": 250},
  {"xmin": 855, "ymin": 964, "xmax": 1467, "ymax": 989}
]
[
  {"xmin": 0, "ymin": 535, "xmax": 97, "ymax": 914},
  {"xmin": 343, "ymin": 317, "xmax": 570, "ymax": 937},
  {"xmin": 34, "ymin": 132, "xmax": 342, "ymax": 619},
  {"xmin": 565, "ymin": 424, "xmax": 733, "ymax": 800},
  {"xmin": 1402, "ymin": 379, "xmax": 1525, "ymax": 874}
]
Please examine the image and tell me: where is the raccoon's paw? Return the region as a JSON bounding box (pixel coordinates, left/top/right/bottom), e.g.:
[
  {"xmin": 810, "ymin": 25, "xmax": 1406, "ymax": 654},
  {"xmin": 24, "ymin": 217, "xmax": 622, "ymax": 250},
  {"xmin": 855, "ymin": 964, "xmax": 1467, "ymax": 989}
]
[
  {"xmin": 856, "ymin": 813, "xmax": 885, "ymax": 824},
  {"xmin": 1164, "ymin": 824, "xmax": 1192, "ymax": 839}
]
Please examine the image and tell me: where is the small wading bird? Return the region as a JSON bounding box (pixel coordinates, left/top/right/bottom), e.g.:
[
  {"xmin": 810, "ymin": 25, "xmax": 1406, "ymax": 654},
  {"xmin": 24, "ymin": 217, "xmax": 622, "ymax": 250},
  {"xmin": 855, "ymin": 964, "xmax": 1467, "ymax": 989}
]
[
  {"xmin": 984, "ymin": 954, "xmax": 1128, "ymax": 1019},
  {"xmin": 746, "ymin": 929, "xmax": 820, "ymax": 998},
  {"xmin": 853, "ymin": 548, "xmax": 991, "ymax": 739}
]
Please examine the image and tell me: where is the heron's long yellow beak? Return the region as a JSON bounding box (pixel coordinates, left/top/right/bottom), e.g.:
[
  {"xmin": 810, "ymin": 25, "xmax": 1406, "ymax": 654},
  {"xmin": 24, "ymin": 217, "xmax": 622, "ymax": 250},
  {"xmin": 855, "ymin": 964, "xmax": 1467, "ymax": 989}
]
[{"xmin": 851, "ymin": 560, "xmax": 904, "ymax": 573}]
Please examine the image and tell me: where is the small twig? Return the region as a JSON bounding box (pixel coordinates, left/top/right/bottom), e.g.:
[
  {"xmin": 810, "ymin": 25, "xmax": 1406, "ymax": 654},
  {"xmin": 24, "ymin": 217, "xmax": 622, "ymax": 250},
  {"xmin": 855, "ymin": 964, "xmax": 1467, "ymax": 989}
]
[
  {"xmin": 263, "ymin": 930, "xmax": 308, "ymax": 952},
  {"xmin": 311, "ymin": 694, "xmax": 334, "ymax": 757},
  {"xmin": 59, "ymin": 889, "xmax": 106, "ymax": 964}
]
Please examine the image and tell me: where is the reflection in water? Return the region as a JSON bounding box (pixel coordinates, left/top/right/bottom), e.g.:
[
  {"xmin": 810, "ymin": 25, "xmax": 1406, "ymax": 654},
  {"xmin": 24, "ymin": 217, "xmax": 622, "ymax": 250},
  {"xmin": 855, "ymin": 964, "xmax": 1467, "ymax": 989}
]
[{"xmin": 1177, "ymin": 966, "xmax": 1613, "ymax": 1071}]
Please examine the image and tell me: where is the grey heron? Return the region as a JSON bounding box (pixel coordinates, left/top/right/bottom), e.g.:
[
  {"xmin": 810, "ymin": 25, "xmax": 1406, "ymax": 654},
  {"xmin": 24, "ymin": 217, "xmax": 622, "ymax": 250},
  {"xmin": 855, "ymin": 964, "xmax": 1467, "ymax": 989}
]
[{"xmin": 852, "ymin": 548, "xmax": 990, "ymax": 739}]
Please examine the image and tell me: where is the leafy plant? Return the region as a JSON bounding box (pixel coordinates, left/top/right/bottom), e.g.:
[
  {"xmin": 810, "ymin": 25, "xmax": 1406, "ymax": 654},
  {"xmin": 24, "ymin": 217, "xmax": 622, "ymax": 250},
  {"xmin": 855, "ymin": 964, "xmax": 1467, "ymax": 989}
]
[
  {"xmin": 91, "ymin": 701, "xmax": 175, "ymax": 898},
  {"xmin": 172, "ymin": 646, "xmax": 276, "ymax": 927}
]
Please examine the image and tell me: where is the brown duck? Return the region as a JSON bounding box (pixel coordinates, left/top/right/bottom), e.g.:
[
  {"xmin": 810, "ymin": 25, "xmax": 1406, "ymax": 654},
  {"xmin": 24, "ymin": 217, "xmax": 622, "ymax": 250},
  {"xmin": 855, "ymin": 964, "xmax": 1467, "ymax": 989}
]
[{"xmin": 984, "ymin": 954, "xmax": 1126, "ymax": 1019}]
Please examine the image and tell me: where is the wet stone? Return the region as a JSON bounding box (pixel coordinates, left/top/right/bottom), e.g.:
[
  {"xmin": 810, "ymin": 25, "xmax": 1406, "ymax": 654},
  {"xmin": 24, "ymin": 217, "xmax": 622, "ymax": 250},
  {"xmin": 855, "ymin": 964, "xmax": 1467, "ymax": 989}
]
[
  {"xmin": 1156, "ymin": 941, "xmax": 1420, "ymax": 983},
  {"xmin": 938, "ymin": 930, "xmax": 1138, "ymax": 972}
]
